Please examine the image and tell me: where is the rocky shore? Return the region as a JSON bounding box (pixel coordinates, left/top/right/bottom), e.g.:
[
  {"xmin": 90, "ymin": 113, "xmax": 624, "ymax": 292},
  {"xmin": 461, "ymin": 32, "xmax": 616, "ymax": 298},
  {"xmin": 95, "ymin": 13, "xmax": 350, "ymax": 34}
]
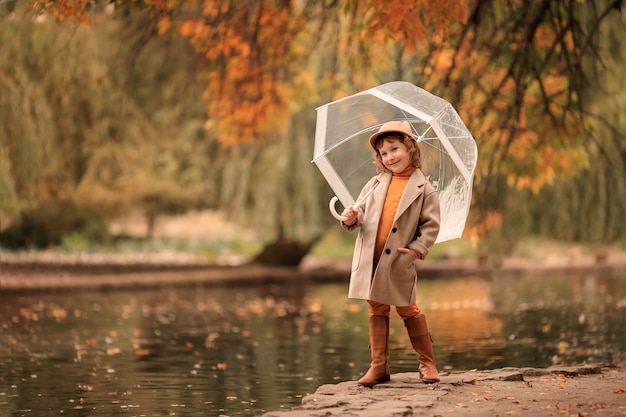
[{"xmin": 261, "ymin": 364, "xmax": 625, "ymax": 417}]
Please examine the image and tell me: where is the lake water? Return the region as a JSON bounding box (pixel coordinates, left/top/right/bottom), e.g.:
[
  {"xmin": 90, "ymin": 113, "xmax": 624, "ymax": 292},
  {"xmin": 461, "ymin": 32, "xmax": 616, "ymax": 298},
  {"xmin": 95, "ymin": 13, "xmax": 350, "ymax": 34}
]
[{"xmin": 1, "ymin": 269, "xmax": 625, "ymax": 416}]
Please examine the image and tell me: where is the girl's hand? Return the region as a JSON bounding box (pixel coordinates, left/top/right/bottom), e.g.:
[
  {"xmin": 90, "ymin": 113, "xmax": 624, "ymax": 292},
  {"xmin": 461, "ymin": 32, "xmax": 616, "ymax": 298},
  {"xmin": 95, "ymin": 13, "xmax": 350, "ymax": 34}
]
[
  {"xmin": 398, "ymin": 247, "xmax": 422, "ymax": 259},
  {"xmin": 341, "ymin": 206, "xmax": 359, "ymax": 226}
]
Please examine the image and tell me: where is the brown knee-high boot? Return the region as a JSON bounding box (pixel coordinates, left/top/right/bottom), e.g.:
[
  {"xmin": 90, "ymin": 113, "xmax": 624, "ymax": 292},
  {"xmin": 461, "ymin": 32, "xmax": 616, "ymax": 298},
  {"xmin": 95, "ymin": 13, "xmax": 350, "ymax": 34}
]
[
  {"xmin": 404, "ymin": 315, "xmax": 440, "ymax": 383},
  {"xmin": 357, "ymin": 315, "xmax": 390, "ymax": 387}
]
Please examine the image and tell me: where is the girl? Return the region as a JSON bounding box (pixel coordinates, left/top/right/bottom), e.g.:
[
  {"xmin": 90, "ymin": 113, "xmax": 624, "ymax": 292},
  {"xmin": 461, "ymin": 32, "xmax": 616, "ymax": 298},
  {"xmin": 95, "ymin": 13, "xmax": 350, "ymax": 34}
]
[{"xmin": 340, "ymin": 120, "xmax": 441, "ymax": 387}]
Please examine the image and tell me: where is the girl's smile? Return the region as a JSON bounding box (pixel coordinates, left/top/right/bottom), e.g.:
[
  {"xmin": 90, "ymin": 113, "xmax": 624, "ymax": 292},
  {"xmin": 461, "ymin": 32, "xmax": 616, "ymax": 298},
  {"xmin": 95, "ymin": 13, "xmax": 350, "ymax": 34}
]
[{"xmin": 376, "ymin": 138, "xmax": 411, "ymax": 174}]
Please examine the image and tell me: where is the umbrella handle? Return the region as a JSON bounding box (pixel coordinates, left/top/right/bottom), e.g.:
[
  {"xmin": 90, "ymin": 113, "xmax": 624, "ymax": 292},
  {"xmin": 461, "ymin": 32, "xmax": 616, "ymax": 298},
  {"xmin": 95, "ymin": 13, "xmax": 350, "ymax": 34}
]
[{"xmin": 329, "ymin": 196, "xmax": 349, "ymax": 221}]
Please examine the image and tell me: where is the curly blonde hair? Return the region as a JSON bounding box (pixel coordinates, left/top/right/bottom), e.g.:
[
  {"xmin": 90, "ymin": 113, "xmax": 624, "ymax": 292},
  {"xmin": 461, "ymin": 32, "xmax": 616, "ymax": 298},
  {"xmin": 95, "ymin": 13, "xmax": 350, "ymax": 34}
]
[{"xmin": 372, "ymin": 133, "xmax": 422, "ymax": 174}]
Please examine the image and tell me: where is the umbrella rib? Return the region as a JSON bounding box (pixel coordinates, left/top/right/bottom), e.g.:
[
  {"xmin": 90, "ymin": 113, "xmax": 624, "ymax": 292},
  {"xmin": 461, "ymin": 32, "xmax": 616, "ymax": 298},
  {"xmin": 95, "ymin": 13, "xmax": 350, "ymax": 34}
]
[
  {"xmin": 316, "ymin": 126, "xmax": 378, "ymax": 158},
  {"xmin": 429, "ymin": 113, "xmax": 474, "ymax": 183}
]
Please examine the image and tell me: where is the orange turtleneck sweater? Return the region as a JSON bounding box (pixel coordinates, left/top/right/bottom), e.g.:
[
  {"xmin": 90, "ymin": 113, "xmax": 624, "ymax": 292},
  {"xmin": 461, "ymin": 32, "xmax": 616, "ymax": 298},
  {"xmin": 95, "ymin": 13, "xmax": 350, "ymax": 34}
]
[{"xmin": 374, "ymin": 167, "xmax": 414, "ymax": 262}]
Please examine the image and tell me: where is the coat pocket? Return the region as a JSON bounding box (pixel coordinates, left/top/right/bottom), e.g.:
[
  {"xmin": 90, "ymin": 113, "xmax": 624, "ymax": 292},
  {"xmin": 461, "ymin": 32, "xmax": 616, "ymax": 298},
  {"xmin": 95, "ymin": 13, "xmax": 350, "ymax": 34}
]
[
  {"xmin": 390, "ymin": 253, "xmax": 417, "ymax": 282},
  {"xmin": 400, "ymin": 252, "xmax": 417, "ymax": 270},
  {"xmin": 351, "ymin": 235, "xmax": 363, "ymax": 272}
]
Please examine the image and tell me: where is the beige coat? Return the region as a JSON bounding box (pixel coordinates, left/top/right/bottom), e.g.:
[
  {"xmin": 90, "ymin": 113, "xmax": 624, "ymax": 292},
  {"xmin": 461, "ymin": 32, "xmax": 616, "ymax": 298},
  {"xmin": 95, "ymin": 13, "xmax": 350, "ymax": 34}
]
[{"xmin": 342, "ymin": 169, "xmax": 440, "ymax": 306}]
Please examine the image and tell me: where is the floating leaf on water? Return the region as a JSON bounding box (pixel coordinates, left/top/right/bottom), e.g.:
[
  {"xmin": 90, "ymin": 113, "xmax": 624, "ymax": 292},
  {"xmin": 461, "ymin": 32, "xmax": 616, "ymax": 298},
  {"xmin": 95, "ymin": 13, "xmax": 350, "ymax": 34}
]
[
  {"xmin": 106, "ymin": 348, "xmax": 121, "ymax": 356},
  {"xmin": 135, "ymin": 349, "xmax": 151, "ymax": 357},
  {"xmin": 51, "ymin": 306, "xmax": 67, "ymax": 319}
]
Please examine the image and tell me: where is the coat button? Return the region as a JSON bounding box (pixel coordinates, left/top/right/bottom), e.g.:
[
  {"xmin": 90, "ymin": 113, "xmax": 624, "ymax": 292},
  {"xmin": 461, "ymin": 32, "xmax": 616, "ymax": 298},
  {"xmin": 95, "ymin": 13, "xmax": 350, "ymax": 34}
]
[
  {"xmin": 385, "ymin": 248, "xmax": 391, "ymax": 254},
  {"xmin": 392, "ymin": 227, "xmax": 397, "ymax": 233}
]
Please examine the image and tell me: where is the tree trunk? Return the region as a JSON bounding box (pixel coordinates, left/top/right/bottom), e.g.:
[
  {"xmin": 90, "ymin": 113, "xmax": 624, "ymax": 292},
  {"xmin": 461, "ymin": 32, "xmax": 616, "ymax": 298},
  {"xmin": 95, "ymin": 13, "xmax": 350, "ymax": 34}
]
[{"xmin": 253, "ymin": 237, "xmax": 319, "ymax": 267}]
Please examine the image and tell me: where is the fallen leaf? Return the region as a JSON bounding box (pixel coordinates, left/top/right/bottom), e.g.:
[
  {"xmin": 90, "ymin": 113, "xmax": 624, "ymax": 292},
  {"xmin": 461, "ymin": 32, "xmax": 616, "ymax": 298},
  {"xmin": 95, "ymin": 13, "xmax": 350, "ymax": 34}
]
[
  {"xmin": 613, "ymin": 387, "xmax": 625, "ymax": 394},
  {"xmin": 558, "ymin": 403, "xmax": 573, "ymax": 411}
]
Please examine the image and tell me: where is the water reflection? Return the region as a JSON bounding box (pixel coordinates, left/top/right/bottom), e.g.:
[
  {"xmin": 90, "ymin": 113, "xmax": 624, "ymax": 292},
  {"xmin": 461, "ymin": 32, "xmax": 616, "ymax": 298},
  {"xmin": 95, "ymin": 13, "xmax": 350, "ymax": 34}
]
[{"xmin": 1, "ymin": 270, "xmax": 624, "ymax": 416}]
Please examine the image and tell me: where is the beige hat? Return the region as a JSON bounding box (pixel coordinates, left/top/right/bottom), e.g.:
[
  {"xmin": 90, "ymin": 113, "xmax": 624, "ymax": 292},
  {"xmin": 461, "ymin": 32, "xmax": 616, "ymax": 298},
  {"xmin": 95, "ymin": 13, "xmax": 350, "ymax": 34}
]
[{"xmin": 368, "ymin": 120, "xmax": 414, "ymax": 150}]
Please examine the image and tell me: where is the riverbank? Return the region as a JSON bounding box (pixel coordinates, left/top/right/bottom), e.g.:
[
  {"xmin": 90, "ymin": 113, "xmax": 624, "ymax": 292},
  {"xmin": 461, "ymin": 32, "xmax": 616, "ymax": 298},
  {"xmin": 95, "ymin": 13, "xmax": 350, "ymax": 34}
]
[
  {"xmin": 2, "ymin": 246, "xmax": 626, "ymax": 291},
  {"xmin": 0, "ymin": 244, "xmax": 626, "ymax": 291},
  {"xmin": 261, "ymin": 364, "xmax": 626, "ymax": 417}
]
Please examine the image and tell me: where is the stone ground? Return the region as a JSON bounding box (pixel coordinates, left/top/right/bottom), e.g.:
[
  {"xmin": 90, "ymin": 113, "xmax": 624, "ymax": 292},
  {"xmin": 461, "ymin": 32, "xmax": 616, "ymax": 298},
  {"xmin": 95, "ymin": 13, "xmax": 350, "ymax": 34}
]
[{"xmin": 262, "ymin": 365, "xmax": 626, "ymax": 417}]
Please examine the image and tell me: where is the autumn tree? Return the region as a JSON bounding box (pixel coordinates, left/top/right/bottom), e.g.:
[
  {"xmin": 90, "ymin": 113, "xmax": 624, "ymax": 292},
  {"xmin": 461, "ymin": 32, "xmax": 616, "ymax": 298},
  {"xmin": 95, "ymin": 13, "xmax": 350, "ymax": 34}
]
[
  {"xmin": 412, "ymin": 0, "xmax": 625, "ymax": 258},
  {"xmin": 526, "ymin": 5, "xmax": 626, "ymax": 246},
  {"xmin": 8, "ymin": 0, "xmax": 625, "ymax": 263}
]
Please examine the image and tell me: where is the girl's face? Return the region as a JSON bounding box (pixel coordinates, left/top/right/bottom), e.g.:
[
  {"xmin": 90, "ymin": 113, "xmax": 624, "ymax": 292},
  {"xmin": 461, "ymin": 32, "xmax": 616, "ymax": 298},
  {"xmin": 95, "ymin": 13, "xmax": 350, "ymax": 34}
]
[{"xmin": 377, "ymin": 138, "xmax": 411, "ymax": 174}]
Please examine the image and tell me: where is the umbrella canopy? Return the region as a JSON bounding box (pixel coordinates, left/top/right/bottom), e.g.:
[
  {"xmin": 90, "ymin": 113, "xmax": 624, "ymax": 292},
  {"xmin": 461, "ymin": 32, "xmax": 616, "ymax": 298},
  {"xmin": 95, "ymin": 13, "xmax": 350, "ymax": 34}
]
[{"xmin": 312, "ymin": 81, "xmax": 478, "ymax": 243}]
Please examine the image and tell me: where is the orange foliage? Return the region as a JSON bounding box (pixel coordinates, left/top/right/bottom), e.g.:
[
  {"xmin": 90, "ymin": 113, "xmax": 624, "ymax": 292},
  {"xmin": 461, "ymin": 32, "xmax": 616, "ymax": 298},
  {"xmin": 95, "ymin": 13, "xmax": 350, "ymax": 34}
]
[
  {"xmin": 29, "ymin": 0, "xmax": 93, "ymax": 23},
  {"xmin": 465, "ymin": 210, "xmax": 503, "ymax": 243},
  {"xmin": 27, "ymin": 0, "xmax": 470, "ymax": 146},
  {"xmin": 351, "ymin": 0, "xmax": 469, "ymax": 53},
  {"xmin": 26, "ymin": 0, "xmax": 594, "ymax": 208},
  {"xmin": 421, "ymin": 7, "xmax": 588, "ymax": 198},
  {"xmin": 153, "ymin": 0, "xmax": 312, "ymax": 144}
]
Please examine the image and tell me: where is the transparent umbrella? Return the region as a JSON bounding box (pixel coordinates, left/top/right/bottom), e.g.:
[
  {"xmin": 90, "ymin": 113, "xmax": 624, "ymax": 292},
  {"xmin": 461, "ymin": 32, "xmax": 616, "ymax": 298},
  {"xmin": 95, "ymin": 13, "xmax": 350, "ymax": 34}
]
[{"xmin": 312, "ymin": 81, "xmax": 478, "ymax": 243}]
